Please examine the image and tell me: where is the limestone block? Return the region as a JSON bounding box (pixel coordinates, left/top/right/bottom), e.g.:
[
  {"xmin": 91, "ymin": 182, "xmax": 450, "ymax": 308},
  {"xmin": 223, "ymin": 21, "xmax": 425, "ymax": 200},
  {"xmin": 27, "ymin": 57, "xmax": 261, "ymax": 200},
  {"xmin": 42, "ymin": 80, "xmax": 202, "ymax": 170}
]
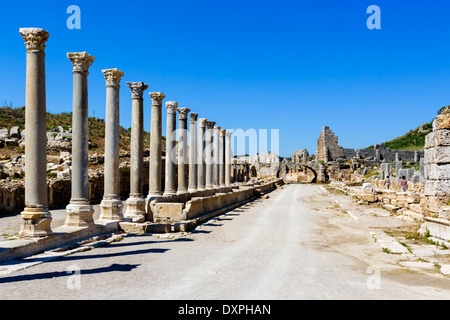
[
  {"xmin": 4, "ymin": 138, "xmax": 18, "ymax": 147},
  {"xmin": 432, "ymin": 146, "xmax": 450, "ymax": 164},
  {"xmin": 424, "ymin": 163, "xmax": 450, "ymax": 180},
  {"xmin": 435, "ymin": 113, "xmax": 450, "ymax": 130},
  {"xmin": 10, "ymin": 126, "xmax": 21, "ymax": 139},
  {"xmin": 424, "ymin": 180, "xmax": 450, "ymax": 197},
  {"xmin": 154, "ymin": 202, "xmax": 185, "ymax": 223},
  {"xmin": 0, "ymin": 128, "xmax": 9, "ymax": 140}
]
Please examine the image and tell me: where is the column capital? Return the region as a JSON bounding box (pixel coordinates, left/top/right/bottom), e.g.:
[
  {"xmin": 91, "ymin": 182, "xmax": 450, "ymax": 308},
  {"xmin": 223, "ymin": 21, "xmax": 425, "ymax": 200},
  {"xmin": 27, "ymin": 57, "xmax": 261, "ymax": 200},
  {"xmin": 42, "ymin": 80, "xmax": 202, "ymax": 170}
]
[
  {"xmin": 190, "ymin": 113, "xmax": 199, "ymax": 122},
  {"xmin": 220, "ymin": 129, "xmax": 226, "ymax": 136},
  {"xmin": 214, "ymin": 126, "xmax": 221, "ymax": 131},
  {"xmin": 226, "ymin": 131, "xmax": 233, "ymax": 138},
  {"xmin": 67, "ymin": 52, "xmax": 95, "ymax": 73},
  {"xmin": 127, "ymin": 82, "xmax": 149, "ymax": 99},
  {"xmin": 150, "ymin": 92, "xmax": 165, "ymax": 105},
  {"xmin": 20, "ymin": 28, "xmax": 49, "ymax": 52},
  {"xmin": 198, "ymin": 118, "xmax": 208, "ymax": 128},
  {"xmin": 206, "ymin": 121, "xmax": 216, "ymax": 129},
  {"xmin": 166, "ymin": 101, "xmax": 178, "ymax": 113},
  {"xmin": 102, "ymin": 68, "xmax": 124, "ymax": 86},
  {"xmin": 177, "ymin": 108, "xmax": 191, "ymax": 120}
]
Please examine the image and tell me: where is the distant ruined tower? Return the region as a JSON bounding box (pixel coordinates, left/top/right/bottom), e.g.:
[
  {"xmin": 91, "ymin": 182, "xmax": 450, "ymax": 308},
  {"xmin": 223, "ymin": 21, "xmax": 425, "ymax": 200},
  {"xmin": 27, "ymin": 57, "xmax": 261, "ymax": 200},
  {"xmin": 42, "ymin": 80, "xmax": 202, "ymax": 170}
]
[{"xmin": 316, "ymin": 127, "xmax": 342, "ymax": 162}]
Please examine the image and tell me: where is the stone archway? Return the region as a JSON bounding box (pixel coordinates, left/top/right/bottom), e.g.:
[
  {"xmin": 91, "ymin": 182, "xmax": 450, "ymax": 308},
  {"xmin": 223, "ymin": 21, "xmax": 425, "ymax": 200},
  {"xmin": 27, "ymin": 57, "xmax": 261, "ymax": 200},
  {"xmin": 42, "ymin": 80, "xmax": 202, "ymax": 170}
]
[{"xmin": 286, "ymin": 164, "xmax": 318, "ymax": 184}]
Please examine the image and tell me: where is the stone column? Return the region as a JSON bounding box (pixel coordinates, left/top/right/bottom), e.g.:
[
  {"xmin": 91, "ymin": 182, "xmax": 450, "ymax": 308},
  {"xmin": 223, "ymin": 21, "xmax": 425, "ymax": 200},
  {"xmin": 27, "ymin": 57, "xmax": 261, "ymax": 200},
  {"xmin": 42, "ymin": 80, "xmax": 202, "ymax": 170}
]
[
  {"xmin": 197, "ymin": 118, "xmax": 207, "ymax": 190},
  {"xmin": 225, "ymin": 131, "xmax": 232, "ymax": 187},
  {"xmin": 213, "ymin": 125, "xmax": 221, "ymax": 188},
  {"xmin": 100, "ymin": 68, "xmax": 124, "ymax": 221},
  {"xmin": 188, "ymin": 113, "xmax": 198, "ymax": 193},
  {"xmin": 205, "ymin": 121, "xmax": 216, "ymax": 189},
  {"xmin": 147, "ymin": 92, "xmax": 165, "ymax": 199},
  {"xmin": 177, "ymin": 108, "xmax": 190, "ymax": 194},
  {"xmin": 19, "ymin": 28, "xmax": 52, "ymax": 237},
  {"xmin": 65, "ymin": 52, "xmax": 95, "ymax": 227},
  {"xmin": 124, "ymin": 82, "xmax": 148, "ymax": 223},
  {"xmin": 219, "ymin": 129, "xmax": 226, "ymax": 187},
  {"xmin": 164, "ymin": 101, "xmax": 178, "ymax": 196}
]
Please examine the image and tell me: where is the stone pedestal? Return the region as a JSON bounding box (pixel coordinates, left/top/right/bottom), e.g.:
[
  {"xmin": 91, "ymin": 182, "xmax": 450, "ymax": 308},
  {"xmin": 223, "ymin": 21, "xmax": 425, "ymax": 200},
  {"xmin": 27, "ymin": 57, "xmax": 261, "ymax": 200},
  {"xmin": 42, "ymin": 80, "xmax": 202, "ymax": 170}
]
[
  {"xmin": 19, "ymin": 28, "xmax": 52, "ymax": 237},
  {"xmin": 164, "ymin": 101, "xmax": 178, "ymax": 196},
  {"xmin": 100, "ymin": 68, "xmax": 124, "ymax": 221},
  {"xmin": 177, "ymin": 108, "xmax": 190, "ymax": 194},
  {"xmin": 65, "ymin": 52, "xmax": 95, "ymax": 228},
  {"xmin": 125, "ymin": 82, "xmax": 148, "ymax": 223}
]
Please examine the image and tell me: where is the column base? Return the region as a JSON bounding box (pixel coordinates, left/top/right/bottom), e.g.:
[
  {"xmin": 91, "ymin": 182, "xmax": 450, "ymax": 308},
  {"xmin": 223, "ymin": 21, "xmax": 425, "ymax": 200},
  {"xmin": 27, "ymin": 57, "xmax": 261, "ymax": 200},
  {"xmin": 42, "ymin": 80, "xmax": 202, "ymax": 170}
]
[
  {"xmin": 19, "ymin": 208, "xmax": 52, "ymax": 238},
  {"xmin": 188, "ymin": 187, "xmax": 198, "ymax": 193},
  {"xmin": 124, "ymin": 196, "xmax": 146, "ymax": 223},
  {"xmin": 65, "ymin": 202, "xmax": 95, "ymax": 227},
  {"xmin": 146, "ymin": 194, "xmax": 163, "ymax": 222},
  {"xmin": 100, "ymin": 198, "xmax": 124, "ymax": 221}
]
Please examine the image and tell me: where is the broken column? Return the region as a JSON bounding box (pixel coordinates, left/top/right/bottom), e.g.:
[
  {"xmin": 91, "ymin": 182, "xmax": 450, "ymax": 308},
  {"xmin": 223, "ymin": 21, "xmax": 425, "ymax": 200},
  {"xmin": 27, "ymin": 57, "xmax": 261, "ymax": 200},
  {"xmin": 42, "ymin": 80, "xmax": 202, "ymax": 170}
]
[
  {"xmin": 197, "ymin": 118, "xmax": 207, "ymax": 191},
  {"xmin": 213, "ymin": 125, "xmax": 221, "ymax": 188},
  {"xmin": 124, "ymin": 82, "xmax": 148, "ymax": 222},
  {"xmin": 188, "ymin": 113, "xmax": 198, "ymax": 193},
  {"xmin": 164, "ymin": 101, "xmax": 178, "ymax": 196},
  {"xmin": 100, "ymin": 68, "xmax": 124, "ymax": 221},
  {"xmin": 225, "ymin": 131, "xmax": 232, "ymax": 187},
  {"xmin": 65, "ymin": 52, "xmax": 96, "ymax": 227},
  {"xmin": 147, "ymin": 92, "xmax": 165, "ymax": 199},
  {"xmin": 177, "ymin": 108, "xmax": 190, "ymax": 194},
  {"xmin": 205, "ymin": 121, "xmax": 216, "ymax": 189},
  {"xmin": 19, "ymin": 28, "xmax": 52, "ymax": 237}
]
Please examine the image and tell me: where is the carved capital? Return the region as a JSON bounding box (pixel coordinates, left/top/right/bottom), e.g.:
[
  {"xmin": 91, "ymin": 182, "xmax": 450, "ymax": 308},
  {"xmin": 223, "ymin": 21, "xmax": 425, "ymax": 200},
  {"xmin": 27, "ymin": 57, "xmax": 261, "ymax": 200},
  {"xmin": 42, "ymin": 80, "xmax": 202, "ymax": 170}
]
[
  {"xmin": 198, "ymin": 118, "xmax": 208, "ymax": 128},
  {"xmin": 226, "ymin": 131, "xmax": 233, "ymax": 138},
  {"xmin": 214, "ymin": 126, "xmax": 221, "ymax": 131},
  {"xmin": 206, "ymin": 121, "xmax": 216, "ymax": 129},
  {"xmin": 190, "ymin": 113, "xmax": 199, "ymax": 122},
  {"xmin": 177, "ymin": 108, "xmax": 191, "ymax": 120},
  {"xmin": 150, "ymin": 92, "xmax": 165, "ymax": 105},
  {"xmin": 67, "ymin": 52, "xmax": 95, "ymax": 73},
  {"xmin": 102, "ymin": 68, "xmax": 124, "ymax": 86},
  {"xmin": 20, "ymin": 28, "xmax": 50, "ymax": 53},
  {"xmin": 166, "ymin": 101, "xmax": 178, "ymax": 113},
  {"xmin": 220, "ymin": 129, "xmax": 227, "ymax": 136},
  {"xmin": 127, "ymin": 82, "xmax": 149, "ymax": 98}
]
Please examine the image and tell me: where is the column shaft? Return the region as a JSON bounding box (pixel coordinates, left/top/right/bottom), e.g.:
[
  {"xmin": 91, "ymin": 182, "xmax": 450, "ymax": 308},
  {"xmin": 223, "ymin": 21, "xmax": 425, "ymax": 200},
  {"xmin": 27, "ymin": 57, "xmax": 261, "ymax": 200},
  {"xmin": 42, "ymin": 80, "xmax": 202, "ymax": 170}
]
[
  {"xmin": 148, "ymin": 93, "xmax": 165, "ymax": 197},
  {"xmin": 125, "ymin": 82, "xmax": 148, "ymax": 222},
  {"xmin": 66, "ymin": 52, "xmax": 95, "ymax": 227},
  {"xmin": 177, "ymin": 108, "xmax": 190, "ymax": 194},
  {"xmin": 100, "ymin": 68, "xmax": 124, "ymax": 221},
  {"xmin": 164, "ymin": 102, "xmax": 178, "ymax": 195},
  {"xmin": 213, "ymin": 126, "xmax": 221, "ymax": 188},
  {"xmin": 219, "ymin": 129, "xmax": 226, "ymax": 187},
  {"xmin": 225, "ymin": 131, "xmax": 232, "ymax": 187},
  {"xmin": 197, "ymin": 119, "xmax": 207, "ymax": 190},
  {"xmin": 205, "ymin": 121, "xmax": 215, "ymax": 189},
  {"xmin": 19, "ymin": 28, "xmax": 52, "ymax": 237},
  {"xmin": 188, "ymin": 113, "xmax": 198, "ymax": 192}
]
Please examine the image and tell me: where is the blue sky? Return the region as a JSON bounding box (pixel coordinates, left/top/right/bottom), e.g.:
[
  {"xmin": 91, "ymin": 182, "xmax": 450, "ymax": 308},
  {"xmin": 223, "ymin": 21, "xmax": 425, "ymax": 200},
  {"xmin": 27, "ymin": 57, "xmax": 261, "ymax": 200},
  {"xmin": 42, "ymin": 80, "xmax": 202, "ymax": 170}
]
[{"xmin": 1, "ymin": 0, "xmax": 449, "ymax": 157}]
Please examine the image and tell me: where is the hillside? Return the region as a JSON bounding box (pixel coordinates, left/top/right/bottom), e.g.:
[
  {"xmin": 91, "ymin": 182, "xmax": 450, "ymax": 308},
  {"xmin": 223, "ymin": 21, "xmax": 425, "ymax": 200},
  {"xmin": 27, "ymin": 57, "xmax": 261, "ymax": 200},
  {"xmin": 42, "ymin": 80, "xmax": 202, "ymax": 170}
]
[
  {"xmin": 0, "ymin": 106, "xmax": 164, "ymax": 156},
  {"xmin": 366, "ymin": 121, "xmax": 433, "ymax": 151}
]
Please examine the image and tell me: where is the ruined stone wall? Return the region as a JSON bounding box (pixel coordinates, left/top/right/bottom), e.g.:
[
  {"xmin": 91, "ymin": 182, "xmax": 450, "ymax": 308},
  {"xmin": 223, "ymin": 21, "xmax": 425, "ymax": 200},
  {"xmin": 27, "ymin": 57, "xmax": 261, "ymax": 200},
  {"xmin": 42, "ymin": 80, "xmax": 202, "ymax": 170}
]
[{"xmin": 424, "ymin": 110, "xmax": 450, "ymax": 217}]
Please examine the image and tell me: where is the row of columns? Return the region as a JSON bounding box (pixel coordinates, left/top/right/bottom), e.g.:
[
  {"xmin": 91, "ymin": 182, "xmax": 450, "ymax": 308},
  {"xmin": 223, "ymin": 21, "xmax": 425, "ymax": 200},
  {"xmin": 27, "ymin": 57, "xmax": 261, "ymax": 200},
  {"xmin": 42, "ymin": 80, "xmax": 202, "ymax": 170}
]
[{"xmin": 18, "ymin": 27, "xmax": 235, "ymax": 238}]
